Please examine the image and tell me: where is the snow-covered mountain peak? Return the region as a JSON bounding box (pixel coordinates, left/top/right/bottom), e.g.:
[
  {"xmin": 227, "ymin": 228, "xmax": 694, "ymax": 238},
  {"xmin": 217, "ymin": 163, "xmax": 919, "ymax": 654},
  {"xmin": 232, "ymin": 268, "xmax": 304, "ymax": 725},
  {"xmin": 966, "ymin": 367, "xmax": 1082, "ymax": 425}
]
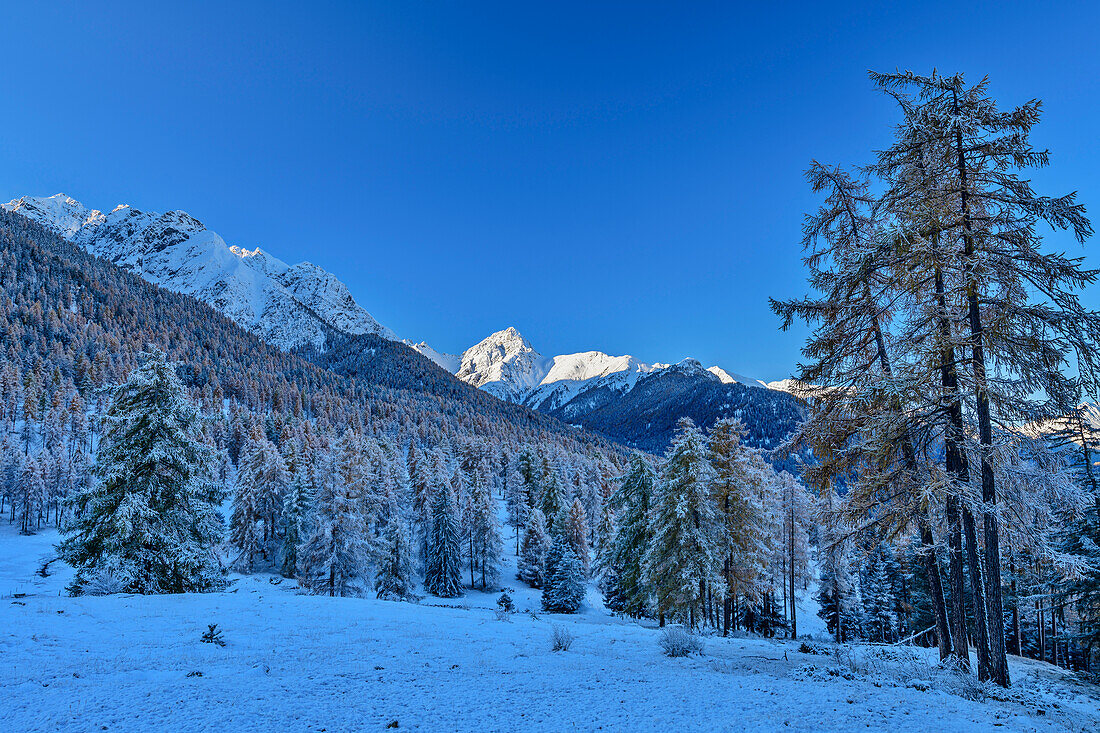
[
  {"xmin": 455, "ymin": 327, "xmax": 549, "ymax": 400},
  {"xmin": 4, "ymin": 193, "xmax": 99, "ymax": 237},
  {"xmin": 5, "ymin": 193, "xmax": 395, "ymax": 349}
]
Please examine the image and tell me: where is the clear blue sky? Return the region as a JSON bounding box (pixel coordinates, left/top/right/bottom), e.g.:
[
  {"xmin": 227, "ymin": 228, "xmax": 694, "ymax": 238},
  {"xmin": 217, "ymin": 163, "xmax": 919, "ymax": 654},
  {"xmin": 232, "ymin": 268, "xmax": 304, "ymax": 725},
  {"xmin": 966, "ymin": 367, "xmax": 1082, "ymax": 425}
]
[{"xmin": 2, "ymin": 2, "xmax": 1097, "ymax": 381}]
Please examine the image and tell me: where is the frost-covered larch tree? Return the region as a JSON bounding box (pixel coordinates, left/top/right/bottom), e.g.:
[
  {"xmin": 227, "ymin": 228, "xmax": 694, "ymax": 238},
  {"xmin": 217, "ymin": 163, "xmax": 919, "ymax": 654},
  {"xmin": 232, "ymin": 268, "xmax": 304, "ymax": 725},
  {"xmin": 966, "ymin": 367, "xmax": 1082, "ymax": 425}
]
[
  {"xmin": 58, "ymin": 348, "xmax": 225, "ymax": 595},
  {"xmin": 707, "ymin": 417, "xmax": 770, "ymax": 633},
  {"xmin": 871, "ymin": 69, "xmax": 1099, "ymax": 686}
]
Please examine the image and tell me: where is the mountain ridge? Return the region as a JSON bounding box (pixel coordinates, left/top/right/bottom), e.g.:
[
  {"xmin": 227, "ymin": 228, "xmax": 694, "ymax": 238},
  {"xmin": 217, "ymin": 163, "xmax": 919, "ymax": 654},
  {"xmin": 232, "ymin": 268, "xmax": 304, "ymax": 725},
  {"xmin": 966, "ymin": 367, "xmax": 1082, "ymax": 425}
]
[{"xmin": 3, "ymin": 193, "xmax": 395, "ymax": 351}]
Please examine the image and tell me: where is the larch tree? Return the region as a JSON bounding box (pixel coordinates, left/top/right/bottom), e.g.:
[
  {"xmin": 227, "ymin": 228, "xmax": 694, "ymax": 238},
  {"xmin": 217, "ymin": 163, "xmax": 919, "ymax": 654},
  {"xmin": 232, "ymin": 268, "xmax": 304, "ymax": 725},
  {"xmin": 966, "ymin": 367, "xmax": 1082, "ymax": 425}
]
[
  {"xmin": 708, "ymin": 417, "xmax": 770, "ymax": 634},
  {"xmin": 871, "ymin": 69, "xmax": 1099, "ymax": 686}
]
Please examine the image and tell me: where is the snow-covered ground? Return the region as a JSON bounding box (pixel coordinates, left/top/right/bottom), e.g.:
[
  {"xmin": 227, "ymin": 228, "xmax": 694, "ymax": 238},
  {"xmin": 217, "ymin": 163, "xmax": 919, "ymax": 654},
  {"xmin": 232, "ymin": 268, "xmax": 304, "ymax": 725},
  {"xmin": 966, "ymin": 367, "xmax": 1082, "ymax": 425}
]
[{"xmin": 2, "ymin": 521, "xmax": 1097, "ymax": 732}]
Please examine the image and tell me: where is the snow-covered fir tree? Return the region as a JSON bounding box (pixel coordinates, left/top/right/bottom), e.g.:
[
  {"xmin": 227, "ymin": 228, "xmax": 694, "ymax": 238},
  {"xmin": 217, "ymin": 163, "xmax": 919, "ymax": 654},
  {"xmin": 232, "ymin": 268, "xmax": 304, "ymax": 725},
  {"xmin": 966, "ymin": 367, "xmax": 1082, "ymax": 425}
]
[
  {"xmin": 539, "ymin": 465, "xmax": 565, "ymax": 530},
  {"xmin": 280, "ymin": 461, "xmax": 313, "ymax": 578},
  {"xmin": 465, "ymin": 475, "xmax": 502, "ymax": 590},
  {"xmin": 298, "ymin": 450, "xmax": 369, "ymax": 597},
  {"xmin": 602, "ymin": 453, "xmax": 655, "ymax": 618},
  {"xmin": 424, "ymin": 480, "xmax": 463, "ymax": 598},
  {"xmin": 643, "ymin": 418, "xmax": 721, "ymax": 628},
  {"xmin": 517, "ymin": 507, "xmax": 550, "ymax": 588},
  {"xmin": 542, "ymin": 536, "xmax": 585, "ymax": 613},
  {"xmin": 375, "ymin": 494, "xmax": 416, "ymax": 601},
  {"xmin": 58, "ymin": 348, "xmax": 225, "ymax": 595},
  {"xmin": 231, "ymin": 425, "xmax": 289, "ymax": 571},
  {"xmin": 564, "ymin": 497, "xmax": 590, "ymax": 576}
]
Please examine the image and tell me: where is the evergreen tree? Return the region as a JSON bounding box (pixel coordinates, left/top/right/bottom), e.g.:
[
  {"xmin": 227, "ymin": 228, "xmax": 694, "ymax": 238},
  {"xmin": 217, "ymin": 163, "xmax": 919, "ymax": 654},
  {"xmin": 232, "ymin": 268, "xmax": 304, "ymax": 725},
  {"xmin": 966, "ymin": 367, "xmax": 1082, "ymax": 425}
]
[
  {"xmin": 424, "ymin": 481, "xmax": 463, "ymax": 597},
  {"xmin": 298, "ymin": 451, "xmax": 369, "ymax": 597},
  {"xmin": 602, "ymin": 453, "xmax": 655, "ymax": 617},
  {"xmin": 467, "ymin": 476, "xmax": 503, "ymax": 590},
  {"xmin": 58, "ymin": 348, "xmax": 225, "ymax": 595},
  {"xmin": 816, "ymin": 535, "xmax": 861, "ymax": 643},
  {"xmin": 860, "ymin": 543, "xmax": 898, "ymax": 642},
  {"xmin": 542, "ymin": 537, "xmax": 585, "ymax": 613},
  {"xmin": 16, "ymin": 456, "xmax": 42, "ymax": 535},
  {"xmin": 375, "ymin": 496, "xmax": 416, "ymax": 600},
  {"xmin": 517, "ymin": 507, "xmax": 550, "ymax": 588},
  {"xmin": 643, "ymin": 418, "xmax": 721, "ymax": 627},
  {"xmin": 280, "ymin": 462, "xmax": 313, "ymax": 578},
  {"xmin": 539, "ymin": 466, "xmax": 565, "ymax": 530},
  {"xmin": 564, "ymin": 497, "xmax": 591, "ymax": 576}
]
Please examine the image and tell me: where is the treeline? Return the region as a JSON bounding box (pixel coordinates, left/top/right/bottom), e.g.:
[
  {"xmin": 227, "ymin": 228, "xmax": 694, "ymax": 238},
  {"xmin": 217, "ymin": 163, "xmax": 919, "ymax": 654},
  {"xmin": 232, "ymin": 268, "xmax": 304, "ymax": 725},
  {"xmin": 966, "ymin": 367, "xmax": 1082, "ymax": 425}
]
[{"xmin": 774, "ymin": 70, "xmax": 1100, "ymax": 683}]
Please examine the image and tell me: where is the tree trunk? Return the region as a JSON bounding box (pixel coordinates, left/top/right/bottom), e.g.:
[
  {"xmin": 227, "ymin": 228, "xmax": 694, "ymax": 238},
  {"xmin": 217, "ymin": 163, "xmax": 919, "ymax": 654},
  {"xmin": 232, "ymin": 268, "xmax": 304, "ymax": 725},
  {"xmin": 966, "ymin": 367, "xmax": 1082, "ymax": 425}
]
[
  {"xmin": 934, "ymin": 251, "xmax": 971, "ymax": 671},
  {"xmin": 953, "ymin": 87, "xmax": 1010, "ymax": 688},
  {"xmin": 921, "ymin": 522, "xmax": 953, "ymax": 661},
  {"xmin": 789, "ymin": 518, "xmax": 797, "ymax": 639},
  {"xmin": 945, "ymin": 495, "xmax": 970, "ymax": 670},
  {"xmin": 963, "ymin": 505, "xmax": 993, "ymax": 681}
]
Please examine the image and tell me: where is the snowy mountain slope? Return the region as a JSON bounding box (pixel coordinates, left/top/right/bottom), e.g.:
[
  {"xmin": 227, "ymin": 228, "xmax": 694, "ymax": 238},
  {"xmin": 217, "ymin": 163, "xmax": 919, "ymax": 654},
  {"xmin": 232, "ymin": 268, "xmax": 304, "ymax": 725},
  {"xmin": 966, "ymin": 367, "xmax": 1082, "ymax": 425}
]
[
  {"xmin": 708, "ymin": 365, "xmax": 770, "ymax": 390},
  {"xmin": 3, "ymin": 193, "xmax": 395, "ymax": 350},
  {"xmin": 405, "ymin": 340, "xmax": 461, "ymax": 373}
]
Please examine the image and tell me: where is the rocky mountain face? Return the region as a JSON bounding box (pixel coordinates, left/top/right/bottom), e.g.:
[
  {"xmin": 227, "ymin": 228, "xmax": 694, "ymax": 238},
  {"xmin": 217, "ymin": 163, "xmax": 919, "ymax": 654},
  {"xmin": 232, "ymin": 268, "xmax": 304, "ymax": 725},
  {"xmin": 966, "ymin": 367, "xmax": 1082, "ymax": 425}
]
[{"xmin": 3, "ymin": 194, "xmax": 394, "ymax": 350}]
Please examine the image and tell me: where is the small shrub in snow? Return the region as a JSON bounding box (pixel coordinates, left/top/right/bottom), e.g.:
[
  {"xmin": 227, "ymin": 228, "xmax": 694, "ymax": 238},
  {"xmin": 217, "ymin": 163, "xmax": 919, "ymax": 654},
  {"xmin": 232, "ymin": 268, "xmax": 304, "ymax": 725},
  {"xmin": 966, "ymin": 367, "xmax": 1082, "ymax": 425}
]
[
  {"xmin": 83, "ymin": 567, "xmax": 127, "ymax": 596},
  {"xmin": 659, "ymin": 627, "xmax": 704, "ymax": 658},
  {"xmin": 497, "ymin": 591, "xmax": 515, "ymax": 614},
  {"xmin": 550, "ymin": 625, "xmax": 574, "ymax": 652},
  {"xmin": 200, "ymin": 624, "xmax": 226, "ymax": 647}
]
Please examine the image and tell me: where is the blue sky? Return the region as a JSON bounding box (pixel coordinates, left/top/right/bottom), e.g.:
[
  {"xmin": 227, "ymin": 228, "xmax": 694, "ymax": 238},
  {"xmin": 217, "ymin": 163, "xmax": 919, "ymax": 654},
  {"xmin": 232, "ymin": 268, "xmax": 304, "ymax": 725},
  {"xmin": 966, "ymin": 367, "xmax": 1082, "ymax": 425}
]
[{"xmin": 2, "ymin": 2, "xmax": 1097, "ymax": 381}]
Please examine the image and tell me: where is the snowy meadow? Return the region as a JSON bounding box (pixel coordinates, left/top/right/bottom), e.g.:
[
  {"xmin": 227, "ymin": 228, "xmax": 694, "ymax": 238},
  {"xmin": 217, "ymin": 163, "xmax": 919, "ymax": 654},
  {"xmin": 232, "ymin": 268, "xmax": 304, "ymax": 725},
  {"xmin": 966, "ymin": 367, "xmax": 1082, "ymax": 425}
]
[{"xmin": 3, "ymin": 522, "xmax": 1097, "ymax": 732}]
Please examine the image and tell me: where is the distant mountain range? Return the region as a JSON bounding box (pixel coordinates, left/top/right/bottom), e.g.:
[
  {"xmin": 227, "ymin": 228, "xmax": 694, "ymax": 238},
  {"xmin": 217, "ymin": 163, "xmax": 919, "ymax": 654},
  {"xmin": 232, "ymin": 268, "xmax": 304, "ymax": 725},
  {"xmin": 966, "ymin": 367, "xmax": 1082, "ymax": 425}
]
[{"xmin": 5, "ymin": 193, "xmax": 804, "ymax": 453}]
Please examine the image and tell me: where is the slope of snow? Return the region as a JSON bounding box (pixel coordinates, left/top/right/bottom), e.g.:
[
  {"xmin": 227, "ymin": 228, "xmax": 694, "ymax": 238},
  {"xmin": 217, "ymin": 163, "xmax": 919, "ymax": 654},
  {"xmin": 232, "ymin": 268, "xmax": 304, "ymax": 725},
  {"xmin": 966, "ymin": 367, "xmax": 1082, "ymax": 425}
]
[
  {"xmin": 2, "ymin": 524, "xmax": 1094, "ymax": 732},
  {"xmin": 708, "ymin": 365, "xmax": 770, "ymax": 390},
  {"xmin": 404, "ymin": 340, "xmax": 461, "ymax": 373},
  {"xmin": 3, "ymin": 193, "xmax": 395, "ymax": 350}
]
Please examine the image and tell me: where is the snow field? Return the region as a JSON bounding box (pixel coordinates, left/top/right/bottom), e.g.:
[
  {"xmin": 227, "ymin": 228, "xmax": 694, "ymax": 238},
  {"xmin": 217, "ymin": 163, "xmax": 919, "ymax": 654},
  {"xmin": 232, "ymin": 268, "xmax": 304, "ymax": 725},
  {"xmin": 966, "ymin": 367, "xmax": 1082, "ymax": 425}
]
[{"xmin": 2, "ymin": 524, "xmax": 1097, "ymax": 732}]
